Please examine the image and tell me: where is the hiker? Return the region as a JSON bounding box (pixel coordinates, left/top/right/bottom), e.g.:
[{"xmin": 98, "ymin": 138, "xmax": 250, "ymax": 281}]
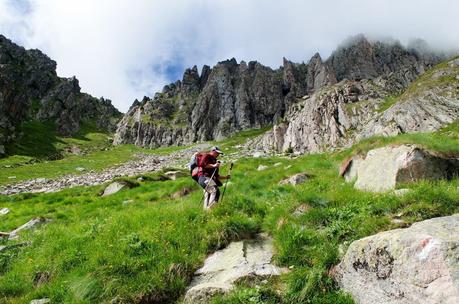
[{"xmin": 197, "ymin": 146, "xmax": 230, "ymax": 210}]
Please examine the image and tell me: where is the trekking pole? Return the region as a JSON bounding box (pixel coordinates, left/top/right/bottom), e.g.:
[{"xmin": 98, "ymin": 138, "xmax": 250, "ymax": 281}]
[{"xmin": 220, "ymin": 162, "xmax": 233, "ymax": 204}]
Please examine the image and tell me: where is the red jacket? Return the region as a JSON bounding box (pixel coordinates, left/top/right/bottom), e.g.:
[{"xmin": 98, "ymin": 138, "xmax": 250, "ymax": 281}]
[{"xmin": 198, "ymin": 153, "xmax": 219, "ymax": 178}]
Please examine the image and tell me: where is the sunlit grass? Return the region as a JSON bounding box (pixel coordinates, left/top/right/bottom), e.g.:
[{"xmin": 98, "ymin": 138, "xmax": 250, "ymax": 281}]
[{"xmin": 0, "ymin": 112, "xmax": 458, "ymax": 302}]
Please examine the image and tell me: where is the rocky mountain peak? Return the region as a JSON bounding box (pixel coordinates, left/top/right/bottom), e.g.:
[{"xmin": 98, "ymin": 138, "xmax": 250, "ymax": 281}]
[
  {"xmin": 181, "ymin": 65, "xmax": 200, "ymax": 93},
  {"xmin": 0, "ymin": 34, "xmax": 122, "ymax": 155},
  {"xmin": 114, "ymin": 35, "xmax": 446, "ymax": 149}
]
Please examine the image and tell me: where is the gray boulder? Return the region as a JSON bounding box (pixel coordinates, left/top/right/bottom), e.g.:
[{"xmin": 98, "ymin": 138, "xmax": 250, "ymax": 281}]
[
  {"xmin": 333, "ymin": 214, "xmax": 459, "ymax": 304},
  {"xmin": 339, "ymin": 154, "xmax": 365, "ymax": 182},
  {"xmin": 102, "ymin": 181, "xmax": 128, "ymax": 197},
  {"xmin": 252, "ymin": 151, "xmax": 266, "ymax": 158},
  {"xmin": 164, "ymin": 170, "xmax": 187, "ymax": 180},
  {"xmin": 342, "ymin": 145, "xmax": 459, "ymax": 192},
  {"xmin": 394, "ymin": 188, "xmax": 412, "ymax": 197},
  {"xmin": 184, "ymin": 234, "xmax": 287, "ymax": 303},
  {"xmin": 293, "ymin": 203, "xmax": 311, "ymax": 216},
  {"xmin": 171, "ymin": 187, "xmax": 193, "ymax": 199},
  {"xmin": 8, "ymin": 217, "xmax": 51, "ymax": 240},
  {"xmin": 257, "ymin": 165, "xmax": 269, "ymax": 171},
  {"xmin": 279, "ymin": 173, "xmax": 310, "ymax": 186},
  {"xmin": 30, "ymin": 299, "xmax": 50, "ymax": 304}
]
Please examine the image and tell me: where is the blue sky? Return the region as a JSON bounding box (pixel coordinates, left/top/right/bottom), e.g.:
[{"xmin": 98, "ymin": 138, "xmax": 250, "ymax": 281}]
[{"xmin": 1, "ymin": 0, "xmax": 458, "ymax": 112}]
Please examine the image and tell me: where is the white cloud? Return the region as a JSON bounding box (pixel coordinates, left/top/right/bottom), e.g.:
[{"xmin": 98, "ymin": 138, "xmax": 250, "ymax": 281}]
[{"xmin": 1, "ymin": 0, "xmax": 458, "ymax": 112}]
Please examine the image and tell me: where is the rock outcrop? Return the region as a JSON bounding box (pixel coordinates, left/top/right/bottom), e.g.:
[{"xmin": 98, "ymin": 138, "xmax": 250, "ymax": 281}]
[
  {"xmin": 184, "ymin": 234, "xmax": 287, "ymax": 303},
  {"xmin": 341, "ymin": 145, "xmax": 459, "ymax": 192},
  {"xmin": 0, "ymin": 35, "xmax": 122, "ymax": 155},
  {"xmin": 279, "ymin": 173, "xmax": 310, "ymax": 186},
  {"xmin": 101, "ymin": 181, "xmax": 130, "ymax": 197},
  {"xmin": 115, "ymin": 35, "xmax": 442, "ymax": 149},
  {"xmin": 7, "ymin": 217, "xmax": 51, "ymax": 240},
  {"xmin": 114, "ymin": 59, "xmax": 286, "ymax": 148},
  {"xmin": 355, "ymin": 56, "xmax": 459, "ymax": 140},
  {"xmin": 249, "ymin": 79, "xmax": 391, "ymax": 153},
  {"xmin": 249, "ymin": 53, "xmax": 458, "ymax": 154},
  {"xmin": 333, "ymin": 214, "xmax": 459, "ymax": 304}
]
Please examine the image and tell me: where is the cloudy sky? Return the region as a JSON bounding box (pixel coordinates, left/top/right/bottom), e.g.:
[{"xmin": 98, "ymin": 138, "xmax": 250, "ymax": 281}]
[{"xmin": 0, "ymin": 0, "xmax": 458, "ymax": 112}]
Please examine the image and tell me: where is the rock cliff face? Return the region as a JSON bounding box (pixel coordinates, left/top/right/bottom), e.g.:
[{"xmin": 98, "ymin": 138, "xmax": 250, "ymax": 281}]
[
  {"xmin": 250, "ymin": 54, "xmax": 459, "ymax": 154},
  {"xmin": 114, "ymin": 59, "xmax": 287, "ymax": 147},
  {"xmin": 115, "ymin": 35, "xmax": 444, "ymax": 149},
  {"xmin": 0, "ymin": 35, "xmax": 122, "ymax": 155}
]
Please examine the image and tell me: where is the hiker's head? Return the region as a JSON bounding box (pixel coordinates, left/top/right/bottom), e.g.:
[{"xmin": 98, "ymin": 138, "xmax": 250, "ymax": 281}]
[{"xmin": 210, "ymin": 146, "xmax": 223, "ymax": 157}]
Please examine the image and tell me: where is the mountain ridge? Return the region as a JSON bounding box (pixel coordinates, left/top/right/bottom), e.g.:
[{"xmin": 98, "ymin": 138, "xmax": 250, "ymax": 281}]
[
  {"xmin": 114, "ymin": 35, "xmax": 446, "ymax": 150},
  {"xmin": 0, "ymin": 34, "xmax": 122, "ymax": 156}
]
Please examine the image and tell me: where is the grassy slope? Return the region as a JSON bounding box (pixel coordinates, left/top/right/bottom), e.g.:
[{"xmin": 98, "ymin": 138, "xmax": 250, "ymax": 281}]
[
  {"xmin": 0, "ymin": 57, "xmax": 458, "ymax": 302},
  {"xmin": 0, "ymin": 121, "xmax": 186, "ymax": 186},
  {"xmin": 343, "ymin": 119, "xmax": 459, "ymax": 158},
  {"xmin": 0, "ymin": 122, "xmax": 458, "ymax": 304},
  {"xmin": 376, "ymin": 55, "xmax": 459, "ymax": 115}
]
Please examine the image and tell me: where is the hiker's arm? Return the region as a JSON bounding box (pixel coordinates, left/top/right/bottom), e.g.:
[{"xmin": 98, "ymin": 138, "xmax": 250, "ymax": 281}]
[
  {"xmin": 219, "ymin": 175, "xmax": 230, "ymax": 180},
  {"xmin": 204, "ymin": 161, "xmax": 220, "ymax": 169}
]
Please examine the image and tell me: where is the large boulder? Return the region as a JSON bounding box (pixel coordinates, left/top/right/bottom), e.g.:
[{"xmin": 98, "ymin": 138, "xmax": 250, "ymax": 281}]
[
  {"xmin": 184, "ymin": 234, "xmax": 287, "ymax": 303},
  {"xmin": 102, "ymin": 181, "xmax": 129, "ymax": 197},
  {"xmin": 341, "ymin": 145, "xmax": 459, "ymax": 192},
  {"xmin": 164, "ymin": 170, "xmax": 187, "ymax": 180},
  {"xmin": 333, "ymin": 214, "xmax": 459, "ymax": 304},
  {"xmin": 8, "ymin": 217, "xmax": 51, "ymax": 240}
]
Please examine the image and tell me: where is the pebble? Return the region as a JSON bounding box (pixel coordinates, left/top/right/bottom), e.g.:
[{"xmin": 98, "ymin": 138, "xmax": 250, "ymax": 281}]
[
  {"xmin": 30, "ymin": 299, "xmax": 50, "ymax": 304},
  {"xmin": 257, "ymin": 165, "xmax": 269, "ymax": 171},
  {"xmin": 253, "ymin": 151, "xmax": 265, "ymax": 158}
]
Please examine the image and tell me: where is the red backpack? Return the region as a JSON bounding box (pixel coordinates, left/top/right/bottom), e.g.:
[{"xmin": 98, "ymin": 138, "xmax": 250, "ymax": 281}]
[{"xmin": 189, "ymin": 152, "xmax": 206, "ymax": 181}]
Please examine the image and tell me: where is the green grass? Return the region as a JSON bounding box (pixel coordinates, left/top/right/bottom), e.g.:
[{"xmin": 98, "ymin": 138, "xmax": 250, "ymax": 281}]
[
  {"xmin": 0, "ymin": 145, "xmax": 148, "ymax": 186},
  {"xmin": 0, "ymin": 70, "xmax": 459, "ymax": 302},
  {"xmin": 5, "ymin": 121, "xmax": 112, "ymax": 159},
  {"xmin": 395, "ymin": 55, "xmax": 459, "ymax": 100},
  {"xmin": 1, "ymin": 130, "xmax": 458, "ymax": 303},
  {"xmin": 0, "ymin": 170, "xmax": 264, "ymax": 303},
  {"xmin": 340, "ymin": 119, "xmax": 459, "ymax": 159},
  {"xmin": 376, "ymin": 95, "xmax": 398, "ymax": 113},
  {"xmin": 214, "ymin": 126, "xmax": 272, "ymax": 154},
  {"xmin": 0, "ymin": 119, "xmax": 191, "ymax": 185},
  {"xmin": 0, "ymin": 122, "xmax": 270, "ymax": 186},
  {"xmin": 0, "ymin": 142, "xmax": 190, "ymax": 186}
]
